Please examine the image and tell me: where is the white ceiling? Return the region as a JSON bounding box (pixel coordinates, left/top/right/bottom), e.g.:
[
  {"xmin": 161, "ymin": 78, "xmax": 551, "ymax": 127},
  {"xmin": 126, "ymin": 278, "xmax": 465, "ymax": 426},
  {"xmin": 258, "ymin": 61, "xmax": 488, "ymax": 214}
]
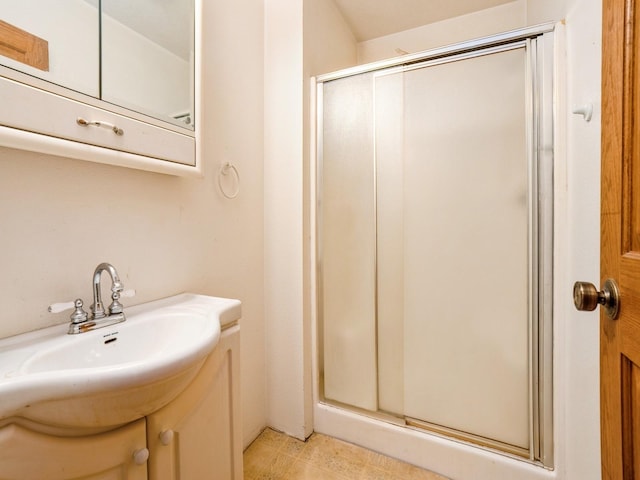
[{"xmin": 332, "ymin": 0, "xmax": 517, "ymax": 41}]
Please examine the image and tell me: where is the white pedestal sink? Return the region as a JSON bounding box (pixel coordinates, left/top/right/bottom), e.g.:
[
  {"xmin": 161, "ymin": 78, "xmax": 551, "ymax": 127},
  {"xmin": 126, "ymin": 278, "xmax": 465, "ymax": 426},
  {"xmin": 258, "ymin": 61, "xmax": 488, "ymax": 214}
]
[{"xmin": 0, "ymin": 294, "xmax": 241, "ymax": 432}]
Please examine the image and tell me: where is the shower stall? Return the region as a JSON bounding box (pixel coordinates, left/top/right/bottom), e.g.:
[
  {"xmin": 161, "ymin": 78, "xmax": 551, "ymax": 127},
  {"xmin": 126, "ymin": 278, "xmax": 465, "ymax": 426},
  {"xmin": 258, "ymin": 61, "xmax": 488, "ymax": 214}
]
[{"xmin": 314, "ymin": 24, "xmax": 555, "ymax": 473}]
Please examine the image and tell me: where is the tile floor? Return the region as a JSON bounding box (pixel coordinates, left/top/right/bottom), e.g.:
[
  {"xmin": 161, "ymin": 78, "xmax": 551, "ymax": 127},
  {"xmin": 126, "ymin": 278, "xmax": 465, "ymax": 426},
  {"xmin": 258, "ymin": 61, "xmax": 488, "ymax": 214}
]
[{"xmin": 243, "ymin": 427, "xmax": 449, "ymax": 480}]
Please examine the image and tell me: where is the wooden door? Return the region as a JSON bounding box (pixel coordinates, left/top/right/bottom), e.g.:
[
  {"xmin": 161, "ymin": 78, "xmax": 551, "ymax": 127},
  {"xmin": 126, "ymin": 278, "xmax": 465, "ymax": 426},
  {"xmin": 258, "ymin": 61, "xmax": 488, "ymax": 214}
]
[{"xmin": 601, "ymin": 0, "xmax": 640, "ymax": 477}]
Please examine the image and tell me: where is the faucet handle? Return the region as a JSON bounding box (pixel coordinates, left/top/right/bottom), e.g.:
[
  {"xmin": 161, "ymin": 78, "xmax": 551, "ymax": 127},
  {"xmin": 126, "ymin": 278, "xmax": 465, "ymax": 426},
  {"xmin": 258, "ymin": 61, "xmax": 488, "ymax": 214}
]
[
  {"xmin": 48, "ymin": 300, "xmax": 75, "ymax": 314},
  {"xmin": 48, "ymin": 298, "xmax": 89, "ymax": 324},
  {"xmin": 109, "ymin": 289, "xmax": 135, "ymax": 315}
]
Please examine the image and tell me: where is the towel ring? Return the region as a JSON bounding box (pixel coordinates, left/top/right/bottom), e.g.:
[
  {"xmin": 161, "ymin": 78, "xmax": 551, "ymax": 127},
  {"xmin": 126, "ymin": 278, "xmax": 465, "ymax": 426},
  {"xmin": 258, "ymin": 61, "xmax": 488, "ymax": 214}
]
[{"xmin": 218, "ymin": 162, "xmax": 240, "ymax": 199}]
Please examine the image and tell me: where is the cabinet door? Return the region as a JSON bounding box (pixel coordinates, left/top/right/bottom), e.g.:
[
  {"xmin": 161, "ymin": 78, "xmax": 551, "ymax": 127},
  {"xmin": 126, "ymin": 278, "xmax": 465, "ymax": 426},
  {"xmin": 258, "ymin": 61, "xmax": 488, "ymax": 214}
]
[
  {"xmin": 0, "ymin": 419, "xmax": 148, "ymax": 480},
  {"xmin": 147, "ymin": 326, "xmax": 242, "ymax": 480},
  {"xmin": 0, "ymin": 1, "xmax": 99, "ymax": 96}
]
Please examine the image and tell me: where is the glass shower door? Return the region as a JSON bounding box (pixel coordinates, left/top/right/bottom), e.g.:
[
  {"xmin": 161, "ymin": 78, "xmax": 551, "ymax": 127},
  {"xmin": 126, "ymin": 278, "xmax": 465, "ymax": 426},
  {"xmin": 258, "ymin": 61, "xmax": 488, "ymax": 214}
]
[
  {"xmin": 318, "ymin": 30, "xmax": 554, "ymax": 462},
  {"xmin": 320, "ymin": 72, "xmax": 378, "ymax": 411},
  {"xmin": 376, "ymin": 47, "xmax": 530, "ymax": 450}
]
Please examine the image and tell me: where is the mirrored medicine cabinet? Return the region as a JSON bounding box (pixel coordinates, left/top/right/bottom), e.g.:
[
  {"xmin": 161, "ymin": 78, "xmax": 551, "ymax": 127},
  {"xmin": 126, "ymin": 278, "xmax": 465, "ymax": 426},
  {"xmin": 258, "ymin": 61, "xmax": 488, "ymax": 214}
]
[{"xmin": 0, "ymin": 0, "xmax": 201, "ymax": 175}]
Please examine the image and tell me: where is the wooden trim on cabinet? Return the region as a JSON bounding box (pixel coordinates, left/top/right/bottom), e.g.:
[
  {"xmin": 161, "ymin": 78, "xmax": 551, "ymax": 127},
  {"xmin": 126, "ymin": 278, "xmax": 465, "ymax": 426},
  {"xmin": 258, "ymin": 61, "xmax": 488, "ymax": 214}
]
[{"xmin": 0, "ymin": 20, "xmax": 49, "ymax": 71}]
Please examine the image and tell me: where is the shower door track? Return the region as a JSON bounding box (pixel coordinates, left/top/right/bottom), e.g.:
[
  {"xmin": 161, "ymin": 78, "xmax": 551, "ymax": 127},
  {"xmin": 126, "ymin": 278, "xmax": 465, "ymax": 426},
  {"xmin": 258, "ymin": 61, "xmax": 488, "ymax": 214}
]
[
  {"xmin": 315, "ymin": 22, "xmax": 556, "ymax": 468},
  {"xmin": 315, "ymin": 22, "xmax": 555, "ymax": 84},
  {"xmin": 404, "ymin": 417, "xmax": 531, "ymax": 461}
]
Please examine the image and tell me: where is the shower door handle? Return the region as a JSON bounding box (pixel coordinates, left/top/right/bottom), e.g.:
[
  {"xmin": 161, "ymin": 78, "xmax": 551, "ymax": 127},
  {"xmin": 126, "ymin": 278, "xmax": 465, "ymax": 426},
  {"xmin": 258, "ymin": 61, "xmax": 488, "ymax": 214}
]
[{"xmin": 573, "ymin": 278, "xmax": 620, "ymax": 319}]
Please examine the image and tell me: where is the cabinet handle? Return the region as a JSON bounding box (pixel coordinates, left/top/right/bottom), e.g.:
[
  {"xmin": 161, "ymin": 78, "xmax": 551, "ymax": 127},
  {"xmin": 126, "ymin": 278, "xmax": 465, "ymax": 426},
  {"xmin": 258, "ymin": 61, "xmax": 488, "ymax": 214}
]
[
  {"xmin": 132, "ymin": 448, "xmax": 150, "ymax": 465},
  {"xmin": 159, "ymin": 429, "xmax": 174, "ymax": 446},
  {"xmin": 77, "ymin": 117, "xmax": 124, "ymax": 136}
]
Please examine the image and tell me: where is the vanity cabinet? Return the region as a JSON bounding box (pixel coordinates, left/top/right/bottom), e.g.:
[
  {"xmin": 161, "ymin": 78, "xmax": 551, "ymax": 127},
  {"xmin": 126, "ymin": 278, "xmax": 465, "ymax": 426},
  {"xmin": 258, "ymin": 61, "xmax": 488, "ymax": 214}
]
[
  {"xmin": 147, "ymin": 323, "xmax": 242, "ymax": 480},
  {"xmin": 0, "ymin": 324, "xmax": 242, "ymax": 480},
  {"xmin": 0, "ymin": 419, "xmax": 148, "ymax": 480}
]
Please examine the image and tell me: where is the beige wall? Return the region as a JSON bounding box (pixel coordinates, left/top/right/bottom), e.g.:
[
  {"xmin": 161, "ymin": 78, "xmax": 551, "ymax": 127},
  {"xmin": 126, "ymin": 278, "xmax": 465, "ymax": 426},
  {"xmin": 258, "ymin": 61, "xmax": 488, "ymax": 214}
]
[
  {"xmin": 562, "ymin": 0, "xmax": 601, "ymax": 475},
  {"xmin": 527, "ymin": 0, "xmax": 567, "ymax": 24},
  {"xmin": 357, "ymin": 0, "xmax": 527, "ymax": 64},
  {"xmin": 263, "ymin": 0, "xmax": 357, "ymax": 441},
  {"xmin": 0, "ymin": 0, "xmax": 266, "ymax": 448},
  {"xmin": 304, "ymin": 0, "xmax": 357, "ymax": 77},
  {"xmin": 263, "ymin": 0, "xmax": 307, "ymax": 440}
]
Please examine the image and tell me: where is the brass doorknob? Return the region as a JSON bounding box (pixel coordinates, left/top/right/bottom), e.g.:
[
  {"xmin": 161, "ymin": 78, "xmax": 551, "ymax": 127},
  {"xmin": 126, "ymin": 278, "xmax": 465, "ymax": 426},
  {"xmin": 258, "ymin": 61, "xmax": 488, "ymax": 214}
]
[{"xmin": 573, "ymin": 278, "xmax": 620, "ymax": 319}]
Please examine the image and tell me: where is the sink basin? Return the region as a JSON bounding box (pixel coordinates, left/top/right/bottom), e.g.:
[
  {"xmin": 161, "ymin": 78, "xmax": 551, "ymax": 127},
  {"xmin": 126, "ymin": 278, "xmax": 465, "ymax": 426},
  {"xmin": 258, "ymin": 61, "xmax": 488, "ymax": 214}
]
[{"xmin": 0, "ymin": 293, "xmax": 241, "ymax": 432}]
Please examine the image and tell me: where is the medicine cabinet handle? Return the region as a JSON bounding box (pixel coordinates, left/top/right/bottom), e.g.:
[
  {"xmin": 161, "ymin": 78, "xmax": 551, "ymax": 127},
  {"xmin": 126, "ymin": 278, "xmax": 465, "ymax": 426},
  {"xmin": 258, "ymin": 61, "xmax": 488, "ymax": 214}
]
[{"xmin": 77, "ymin": 117, "xmax": 124, "ymax": 136}]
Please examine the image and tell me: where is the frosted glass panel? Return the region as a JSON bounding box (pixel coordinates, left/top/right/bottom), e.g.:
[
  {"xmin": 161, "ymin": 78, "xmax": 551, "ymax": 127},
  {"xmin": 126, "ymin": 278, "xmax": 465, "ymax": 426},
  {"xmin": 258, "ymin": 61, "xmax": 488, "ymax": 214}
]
[
  {"xmin": 399, "ymin": 49, "xmax": 529, "ymax": 448},
  {"xmin": 319, "ymin": 41, "xmax": 546, "ymax": 453},
  {"xmin": 375, "ymin": 72, "xmax": 405, "ymax": 415},
  {"xmin": 320, "ymin": 73, "xmax": 377, "ymax": 411}
]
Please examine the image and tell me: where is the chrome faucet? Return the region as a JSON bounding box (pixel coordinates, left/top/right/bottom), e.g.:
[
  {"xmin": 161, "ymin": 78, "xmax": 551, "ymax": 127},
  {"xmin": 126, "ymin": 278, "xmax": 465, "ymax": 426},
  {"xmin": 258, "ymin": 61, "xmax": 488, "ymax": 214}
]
[
  {"xmin": 48, "ymin": 262, "xmax": 130, "ymax": 334},
  {"xmin": 90, "ymin": 262, "xmax": 124, "ymax": 320}
]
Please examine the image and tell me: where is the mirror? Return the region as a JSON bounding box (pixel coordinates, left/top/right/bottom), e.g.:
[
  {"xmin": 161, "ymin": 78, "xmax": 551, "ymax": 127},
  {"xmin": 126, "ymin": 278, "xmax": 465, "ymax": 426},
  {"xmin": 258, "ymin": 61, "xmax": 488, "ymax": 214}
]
[
  {"xmin": 100, "ymin": 0, "xmax": 195, "ymax": 128},
  {"xmin": 0, "ymin": 0, "xmax": 100, "ymax": 97},
  {"xmin": 0, "ymin": 0, "xmax": 194, "ymax": 129}
]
